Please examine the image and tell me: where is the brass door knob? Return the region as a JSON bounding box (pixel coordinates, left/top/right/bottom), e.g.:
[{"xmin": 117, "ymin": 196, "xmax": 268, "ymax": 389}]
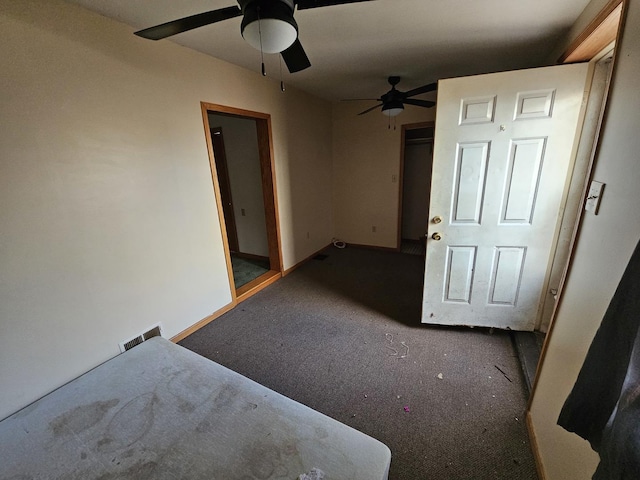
[
  {"xmin": 431, "ymin": 232, "xmax": 442, "ymax": 241},
  {"xmin": 432, "ymin": 215, "xmax": 443, "ymax": 224}
]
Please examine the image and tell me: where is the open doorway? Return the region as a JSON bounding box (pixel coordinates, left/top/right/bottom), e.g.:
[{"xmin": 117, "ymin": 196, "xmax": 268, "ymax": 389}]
[
  {"xmin": 201, "ymin": 103, "xmax": 283, "ymax": 302},
  {"xmin": 397, "ymin": 122, "xmax": 434, "ymax": 256},
  {"xmin": 520, "ymin": 0, "xmax": 627, "ymax": 397},
  {"xmin": 519, "ymin": 45, "xmax": 618, "ymax": 393}
]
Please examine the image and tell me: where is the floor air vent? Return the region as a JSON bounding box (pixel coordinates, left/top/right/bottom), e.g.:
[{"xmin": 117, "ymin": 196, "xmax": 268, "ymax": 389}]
[{"xmin": 119, "ymin": 323, "xmax": 164, "ymax": 353}]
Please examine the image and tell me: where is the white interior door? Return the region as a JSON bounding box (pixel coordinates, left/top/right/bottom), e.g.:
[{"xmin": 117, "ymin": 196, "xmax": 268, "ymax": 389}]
[{"xmin": 421, "ymin": 64, "xmax": 590, "ymax": 330}]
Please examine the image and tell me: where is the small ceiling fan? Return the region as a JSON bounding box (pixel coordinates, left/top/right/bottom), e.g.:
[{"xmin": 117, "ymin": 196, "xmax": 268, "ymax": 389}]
[
  {"xmin": 134, "ymin": 0, "xmax": 376, "ymax": 74},
  {"xmin": 355, "ymin": 76, "xmax": 437, "ymax": 116}
]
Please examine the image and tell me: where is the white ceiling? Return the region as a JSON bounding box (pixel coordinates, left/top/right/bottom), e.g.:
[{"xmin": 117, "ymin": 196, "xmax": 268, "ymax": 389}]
[{"xmin": 66, "ymin": 0, "xmax": 591, "ymax": 101}]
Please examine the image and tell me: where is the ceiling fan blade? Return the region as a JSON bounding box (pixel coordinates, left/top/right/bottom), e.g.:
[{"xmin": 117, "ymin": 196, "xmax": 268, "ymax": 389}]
[
  {"xmin": 281, "ymin": 39, "xmax": 311, "ymax": 73},
  {"xmin": 296, "ymin": 0, "xmax": 376, "ymax": 10},
  {"xmin": 404, "ymin": 99, "xmax": 436, "ymax": 108},
  {"xmin": 134, "ymin": 6, "xmax": 242, "ymax": 40},
  {"xmin": 403, "ymin": 82, "xmax": 438, "ymax": 98},
  {"xmin": 358, "ymin": 104, "xmax": 383, "ymax": 115}
]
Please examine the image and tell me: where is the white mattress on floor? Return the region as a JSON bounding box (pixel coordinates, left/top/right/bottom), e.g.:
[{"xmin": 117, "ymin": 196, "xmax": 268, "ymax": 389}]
[{"xmin": 0, "ymin": 337, "xmax": 391, "ymax": 479}]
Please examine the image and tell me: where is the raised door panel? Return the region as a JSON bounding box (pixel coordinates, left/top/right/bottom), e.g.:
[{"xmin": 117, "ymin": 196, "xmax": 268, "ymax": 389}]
[
  {"xmin": 451, "ymin": 142, "xmax": 490, "ymax": 225},
  {"xmin": 500, "ymin": 138, "xmax": 547, "ymax": 225},
  {"xmin": 443, "ymin": 246, "xmax": 477, "ymax": 303}
]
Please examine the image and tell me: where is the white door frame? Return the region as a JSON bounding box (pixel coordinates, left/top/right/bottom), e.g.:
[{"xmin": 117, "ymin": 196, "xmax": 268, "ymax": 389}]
[{"xmin": 536, "ymin": 49, "xmax": 615, "ymax": 331}]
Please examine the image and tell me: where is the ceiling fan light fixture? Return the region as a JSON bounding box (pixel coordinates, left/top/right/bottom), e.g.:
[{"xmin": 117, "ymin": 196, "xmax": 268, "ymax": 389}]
[
  {"xmin": 242, "ymin": 18, "xmax": 297, "ymax": 53},
  {"xmin": 241, "ymin": 1, "xmax": 298, "ymax": 54},
  {"xmin": 382, "ymin": 101, "xmax": 404, "ymax": 117}
]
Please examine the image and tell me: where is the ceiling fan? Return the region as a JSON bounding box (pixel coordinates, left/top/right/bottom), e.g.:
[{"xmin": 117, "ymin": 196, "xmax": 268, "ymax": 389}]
[
  {"xmin": 134, "ymin": 0, "xmax": 376, "ymax": 74},
  {"xmin": 356, "ymin": 76, "xmax": 437, "ymax": 116}
]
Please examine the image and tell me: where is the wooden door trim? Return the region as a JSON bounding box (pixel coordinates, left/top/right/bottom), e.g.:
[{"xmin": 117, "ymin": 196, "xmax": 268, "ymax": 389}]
[
  {"xmin": 559, "ymin": 0, "xmax": 623, "ymax": 64},
  {"xmin": 396, "ymin": 121, "xmax": 435, "ymax": 250},
  {"xmin": 200, "ymin": 102, "xmax": 283, "ymax": 304},
  {"xmin": 201, "ymin": 105, "xmax": 237, "ymax": 302},
  {"xmin": 256, "ymin": 118, "xmax": 283, "ymax": 272},
  {"xmin": 203, "ymin": 102, "xmax": 271, "ymax": 120}
]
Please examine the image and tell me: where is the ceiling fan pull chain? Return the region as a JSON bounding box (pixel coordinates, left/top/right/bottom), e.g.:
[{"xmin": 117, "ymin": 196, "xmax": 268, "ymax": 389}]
[
  {"xmin": 257, "ymin": 8, "xmax": 266, "ymax": 76},
  {"xmin": 280, "ymin": 56, "xmax": 285, "ymax": 93}
]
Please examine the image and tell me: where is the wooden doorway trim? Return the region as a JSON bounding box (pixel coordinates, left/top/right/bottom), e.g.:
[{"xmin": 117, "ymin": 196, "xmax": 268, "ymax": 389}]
[
  {"xmin": 200, "ymin": 102, "xmax": 283, "ymax": 303},
  {"xmin": 559, "ymin": 0, "xmax": 623, "ymax": 64},
  {"xmin": 396, "ymin": 121, "xmax": 435, "ymax": 250}
]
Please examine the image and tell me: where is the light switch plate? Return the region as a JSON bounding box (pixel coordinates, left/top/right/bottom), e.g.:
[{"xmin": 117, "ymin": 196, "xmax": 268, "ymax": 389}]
[{"xmin": 585, "ymin": 181, "xmax": 604, "ymax": 214}]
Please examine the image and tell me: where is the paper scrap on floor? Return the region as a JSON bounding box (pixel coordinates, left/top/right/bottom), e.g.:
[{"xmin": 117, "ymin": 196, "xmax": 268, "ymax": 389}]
[{"xmin": 299, "ymin": 467, "xmax": 325, "ymax": 480}]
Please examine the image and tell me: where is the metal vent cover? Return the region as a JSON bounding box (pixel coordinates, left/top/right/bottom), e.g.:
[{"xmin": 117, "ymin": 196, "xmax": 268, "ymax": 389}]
[
  {"xmin": 122, "ymin": 336, "xmax": 144, "ymax": 351},
  {"xmin": 143, "ymin": 325, "xmax": 161, "ymax": 340},
  {"xmin": 119, "ymin": 323, "xmax": 164, "ymax": 353}
]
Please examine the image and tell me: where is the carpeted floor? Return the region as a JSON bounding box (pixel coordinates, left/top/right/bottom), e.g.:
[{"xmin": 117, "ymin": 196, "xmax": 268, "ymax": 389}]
[{"xmin": 180, "ymin": 246, "xmax": 538, "ymax": 480}]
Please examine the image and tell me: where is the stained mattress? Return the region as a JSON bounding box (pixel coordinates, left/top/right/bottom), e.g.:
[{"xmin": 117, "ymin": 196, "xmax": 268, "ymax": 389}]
[{"xmin": 0, "ymin": 337, "xmax": 391, "ymax": 479}]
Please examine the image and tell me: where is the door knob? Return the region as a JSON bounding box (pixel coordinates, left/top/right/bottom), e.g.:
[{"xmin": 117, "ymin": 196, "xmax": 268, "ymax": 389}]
[
  {"xmin": 431, "ymin": 232, "xmax": 442, "ymax": 241},
  {"xmin": 432, "ymin": 215, "xmax": 443, "ymax": 224}
]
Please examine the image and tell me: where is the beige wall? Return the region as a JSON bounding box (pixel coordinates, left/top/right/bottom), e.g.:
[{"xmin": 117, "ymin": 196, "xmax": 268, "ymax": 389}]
[
  {"xmin": 332, "ymin": 101, "xmax": 436, "ymax": 248},
  {"xmin": 530, "ymin": 0, "xmax": 640, "ymax": 478},
  {"xmin": 0, "ymin": 0, "xmax": 333, "ymax": 420}
]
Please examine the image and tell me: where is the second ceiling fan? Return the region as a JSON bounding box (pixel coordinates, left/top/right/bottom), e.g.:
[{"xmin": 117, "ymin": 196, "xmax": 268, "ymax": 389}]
[
  {"xmin": 357, "ymin": 76, "xmax": 437, "ymax": 116},
  {"xmin": 134, "ymin": 0, "xmax": 376, "ymax": 74}
]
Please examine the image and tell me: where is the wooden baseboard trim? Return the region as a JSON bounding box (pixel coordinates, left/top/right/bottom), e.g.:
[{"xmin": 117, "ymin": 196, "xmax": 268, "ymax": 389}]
[
  {"xmin": 172, "ymin": 269, "xmax": 282, "ymax": 343},
  {"xmin": 282, "ymin": 243, "xmax": 332, "ymax": 277},
  {"xmin": 526, "ymin": 411, "xmax": 547, "ymax": 480},
  {"xmin": 236, "ymin": 269, "xmax": 281, "ymax": 301},
  {"xmin": 347, "ymin": 242, "xmax": 398, "ymax": 252},
  {"xmin": 170, "ymin": 301, "xmax": 236, "ymax": 343},
  {"xmin": 232, "ymin": 251, "xmax": 270, "ymax": 262},
  {"xmin": 170, "ymin": 242, "xmax": 348, "ymax": 343}
]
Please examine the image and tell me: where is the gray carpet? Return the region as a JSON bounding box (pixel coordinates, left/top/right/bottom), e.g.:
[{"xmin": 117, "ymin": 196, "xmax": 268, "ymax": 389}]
[{"xmin": 180, "ymin": 246, "xmax": 538, "ymax": 480}]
